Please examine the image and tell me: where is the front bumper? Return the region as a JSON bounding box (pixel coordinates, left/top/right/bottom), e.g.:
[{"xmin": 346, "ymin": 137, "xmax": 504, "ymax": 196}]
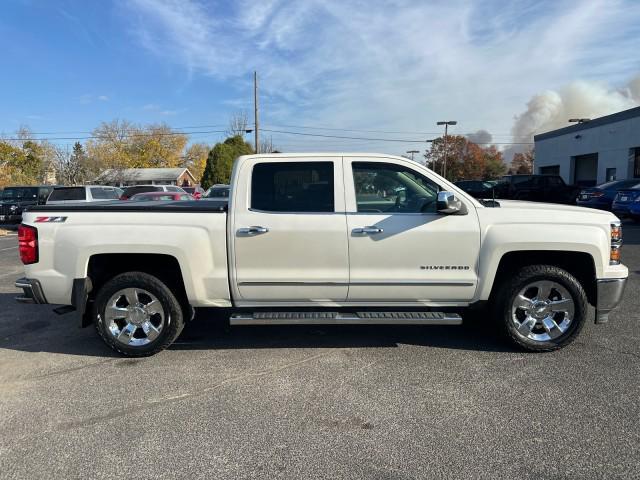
[
  {"xmin": 595, "ymin": 278, "xmax": 627, "ymax": 324},
  {"xmin": 15, "ymin": 277, "xmax": 48, "ymax": 304}
]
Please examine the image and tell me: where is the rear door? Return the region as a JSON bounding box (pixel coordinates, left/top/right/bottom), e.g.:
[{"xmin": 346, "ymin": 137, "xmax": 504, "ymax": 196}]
[{"xmin": 231, "ymin": 157, "xmax": 348, "ymax": 303}]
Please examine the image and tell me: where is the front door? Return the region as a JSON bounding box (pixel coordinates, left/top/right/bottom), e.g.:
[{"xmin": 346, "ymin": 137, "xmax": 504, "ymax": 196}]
[
  {"xmin": 232, "ymin": 158, "xmax": 349, "ymax": 303},
  {"xmin": 344, "ymin": 158, "xmax": 481, "ymax": 303}
]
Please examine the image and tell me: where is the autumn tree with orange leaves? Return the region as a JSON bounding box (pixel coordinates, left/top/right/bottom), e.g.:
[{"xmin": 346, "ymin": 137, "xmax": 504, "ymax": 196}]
[{"xmin": 423, "ymin": 135, "xmax": 506, "ymax": 181}]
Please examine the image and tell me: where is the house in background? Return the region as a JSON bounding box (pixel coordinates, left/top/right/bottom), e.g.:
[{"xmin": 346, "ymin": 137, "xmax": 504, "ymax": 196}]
[
  {"xmin": 95, "ymin": 168, "xmax": 197, "ymax": 187},
  {"xmin": 534, "ymin": 106, "xmax": 640, "ymax": 187}
]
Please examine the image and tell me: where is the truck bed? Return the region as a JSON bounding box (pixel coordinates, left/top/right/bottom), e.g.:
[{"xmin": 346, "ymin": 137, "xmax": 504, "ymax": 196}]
[{"xmin": 26, "ymin": 199, "xmax": 228, "ymax": 213}]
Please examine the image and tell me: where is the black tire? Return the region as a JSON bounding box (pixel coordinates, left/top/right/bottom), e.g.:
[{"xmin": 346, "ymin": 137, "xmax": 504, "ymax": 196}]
[
  {"xmin": 93, "ymin": 272, "xmax": 185, "ymax": 357},
  {"xmin": 493, "ymin": 265, "xmax": 588, "ymax": 352}
]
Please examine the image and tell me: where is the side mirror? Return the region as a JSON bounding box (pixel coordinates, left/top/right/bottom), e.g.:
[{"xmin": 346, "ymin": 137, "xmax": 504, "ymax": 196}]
[{"xmin": 437, "ymin": 191, "xmax": 465, "ymax": 214}]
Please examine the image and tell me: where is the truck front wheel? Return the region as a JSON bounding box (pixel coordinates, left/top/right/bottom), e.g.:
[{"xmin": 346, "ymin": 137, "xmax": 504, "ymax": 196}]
[
  {"xmin": 93, "ymin": 272, "xmax": 185, "ymax": 356},
  {"xmin": 494, "ymin": 265, "xmax": 588, "ymax": 352}
]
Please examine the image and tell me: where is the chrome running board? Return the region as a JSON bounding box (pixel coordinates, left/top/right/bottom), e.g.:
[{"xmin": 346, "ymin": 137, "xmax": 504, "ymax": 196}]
[{"xmin": 229, "ymin": 311, "xmax": 462, "ymax": 326}]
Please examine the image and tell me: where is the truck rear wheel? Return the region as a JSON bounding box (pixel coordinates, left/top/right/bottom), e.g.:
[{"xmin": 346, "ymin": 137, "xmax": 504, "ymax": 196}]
[
  {"xmin": 93, "ymin": 272, "xmax": 185, "ymax": 356},
  {"xmin": 494, "ymin": 265, "xmax": 588, "ymax": 352}
]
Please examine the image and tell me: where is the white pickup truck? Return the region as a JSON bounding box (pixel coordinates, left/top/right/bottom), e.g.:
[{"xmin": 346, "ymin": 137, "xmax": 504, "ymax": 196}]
[{"xmin": 15, "ymin": 153, "xmax": 627, "ymax": 356}]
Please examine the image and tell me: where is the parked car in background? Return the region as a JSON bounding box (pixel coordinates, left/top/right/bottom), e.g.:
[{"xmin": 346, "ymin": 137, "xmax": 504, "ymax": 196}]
[
  {"xmin": 130, "ymin": 192, "xmax": 192, "ymax": 202},
  {"xmin": 120, "ymin": 185, "xmax": 187, "ymax": 200},
  {"xmin": 576, "ymin": 179, "xmax": 640, "ymax": 211},
  {"xmin": 0, "ymin": 185, "xmax": 56, "ymax": 224},
  {"xmin": 454, "ymin": 180, "xmax": 498, "ymax": 199},
  {"xmin": 203, "ymin": 184, "xmax": 230, "ymax": 199},
  {"xmin": 46, "ymin": 185, "xmax": 122, "ymax": 204},
  {"xmin": 611, "ymin": 185, "xmax": 640, "ymax": 218},
  {"xmin": 182, "ymin": 186, "xmax": 205, "ymax": 199},
  {"xmin": 494, "ymin": 175, "xmax": 580, "ymax": 204},
  {"xmin": 627, "ymin": 200, "xmax": 640, "ymax": 222}
]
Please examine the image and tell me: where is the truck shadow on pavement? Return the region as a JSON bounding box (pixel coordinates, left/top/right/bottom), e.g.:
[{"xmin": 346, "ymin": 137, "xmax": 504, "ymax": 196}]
[{"xmin": 0, "ymin": 293, "xmax": 515, "ymax": 356}]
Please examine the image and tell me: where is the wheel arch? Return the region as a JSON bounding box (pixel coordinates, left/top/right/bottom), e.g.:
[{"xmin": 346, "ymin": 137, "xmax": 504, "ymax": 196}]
[
  {"xmin": 86, "ymin": 253, "xmax": 192, "ymax": 320},
  {"xmin": 487, "ymin": 250, "xmax": 597, "ymax": 306}
]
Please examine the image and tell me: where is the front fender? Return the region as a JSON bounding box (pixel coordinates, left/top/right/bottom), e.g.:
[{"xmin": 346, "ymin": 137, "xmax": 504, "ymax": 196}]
[{"xmin": 475, "ymin": 223, "xmax": 608, "ymax": 302}]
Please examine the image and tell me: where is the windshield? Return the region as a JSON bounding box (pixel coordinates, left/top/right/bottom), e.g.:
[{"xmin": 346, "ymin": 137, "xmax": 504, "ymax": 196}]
[{"xmin": 1, "ymin": 187, "xmax": 39, "ymax": 200}]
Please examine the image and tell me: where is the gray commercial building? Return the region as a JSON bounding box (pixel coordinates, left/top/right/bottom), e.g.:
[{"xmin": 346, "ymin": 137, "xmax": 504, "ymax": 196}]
[{"xmin": 534, "ymin": 106, "xmax": 640, "ymax": 187}]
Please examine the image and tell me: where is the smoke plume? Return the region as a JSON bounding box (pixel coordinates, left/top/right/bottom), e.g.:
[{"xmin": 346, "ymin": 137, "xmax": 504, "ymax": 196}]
[
  {"xmin": 504, "ymin": 75, "xmax": 640, "ymax": 161},
  {"xmin": 466, "ymin": 129, "xmax": 493, "ymax": 145}
]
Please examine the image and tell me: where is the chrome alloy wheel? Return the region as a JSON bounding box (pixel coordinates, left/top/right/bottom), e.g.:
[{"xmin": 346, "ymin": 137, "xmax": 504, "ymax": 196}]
[
  {"xmin": 104, "ymin": 288, "xmax": 165, "ymax": 347},
  {"xmin": 510, "ymin": 280, "xmax": 575, "ymax": 342}
]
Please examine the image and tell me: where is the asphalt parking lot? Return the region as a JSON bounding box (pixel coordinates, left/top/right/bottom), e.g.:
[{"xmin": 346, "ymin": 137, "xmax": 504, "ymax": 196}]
[{"xmin": 0, "ymin": 226, "xmax": 639, "ymax": 479}]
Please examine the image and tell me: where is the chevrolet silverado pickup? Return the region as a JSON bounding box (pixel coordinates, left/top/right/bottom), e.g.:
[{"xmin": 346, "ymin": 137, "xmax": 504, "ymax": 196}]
[{"xmin": 15, "ymin": 154, "xmax": 628, "ymax": 356}]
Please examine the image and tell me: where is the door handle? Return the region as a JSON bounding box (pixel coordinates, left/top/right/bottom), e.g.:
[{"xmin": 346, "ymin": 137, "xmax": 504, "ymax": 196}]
[
  {"xmin": 238, "ymin": 226, "xmax": 269, "ymax": 235},
  {"xmin": 353, "ymin": 226, "xmax": 383, "ymax": 235}
]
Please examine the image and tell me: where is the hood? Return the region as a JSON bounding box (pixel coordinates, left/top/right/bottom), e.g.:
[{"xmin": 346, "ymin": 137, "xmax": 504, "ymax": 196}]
[{"xmin": 495, "ymin": 199, "xmax": 614, "ymax": 217}]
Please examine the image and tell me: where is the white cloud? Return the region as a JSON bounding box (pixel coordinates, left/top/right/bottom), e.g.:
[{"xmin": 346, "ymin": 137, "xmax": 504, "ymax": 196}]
[
  {"xmin": 79, "ymin": 94, "xmax": 110, "ymax": 104},
  {"xmin": 122, "ymin": 0, "xmax": 640, "ymax": 154}
]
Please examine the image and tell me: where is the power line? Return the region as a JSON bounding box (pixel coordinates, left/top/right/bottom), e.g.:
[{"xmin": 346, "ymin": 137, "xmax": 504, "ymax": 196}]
[
  {"xmin": 0, "ymin": 129, "xmax": 229, "ymax": 142},
  {"xmin": 263, "ymin": 123, "xmax": 525, "ymax": 137},
  {"xmin": 261, "ymin": 128, "xmax": 533, "ymax": 145},
  {"xmin": 1, "ymin": 123, "xmax": 534, "ymax": 145}
]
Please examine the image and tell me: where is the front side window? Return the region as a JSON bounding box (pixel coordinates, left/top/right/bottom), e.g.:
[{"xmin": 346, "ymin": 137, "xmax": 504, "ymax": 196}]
[
  {"xmin": 546, "ymin": 176, "xmax": 565, "ymax": 187},
  {"xmin": 251, "ymin": 162, "xmax": 335, "ymax": 212},
  {"xmin": 352, "ymin": 162, "xmax": 440, "ymax": 213}
]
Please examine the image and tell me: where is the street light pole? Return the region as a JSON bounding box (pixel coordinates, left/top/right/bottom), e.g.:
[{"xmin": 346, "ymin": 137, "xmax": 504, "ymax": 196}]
[
  {"xmin": 437, "ymin": 121, "xmax": 457, "ymax": 179},
  {"xmin": 406, "ymin": 150, "xmax": 419, "ymax": 161}
]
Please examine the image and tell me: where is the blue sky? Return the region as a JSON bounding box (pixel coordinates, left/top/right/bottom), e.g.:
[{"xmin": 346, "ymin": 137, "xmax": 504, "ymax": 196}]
[{"xmin": 1, "ymin": 0, "xmax": 639, "ymax": 156}]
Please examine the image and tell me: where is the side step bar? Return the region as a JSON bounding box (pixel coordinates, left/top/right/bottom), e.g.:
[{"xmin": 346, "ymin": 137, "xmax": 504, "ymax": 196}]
[{"xmin": 230, "ymin": 311, "xmax": 462, "ymax": 326}]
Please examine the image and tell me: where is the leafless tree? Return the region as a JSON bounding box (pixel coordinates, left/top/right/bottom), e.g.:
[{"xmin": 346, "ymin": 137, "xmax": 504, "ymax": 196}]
[
  {"xmin": 226, "ymin": 111, "xmax": 250, "ymax": 137},
  {"xmin": 259, "ymin": 136, "xmax": 279, "ymax": 154}
]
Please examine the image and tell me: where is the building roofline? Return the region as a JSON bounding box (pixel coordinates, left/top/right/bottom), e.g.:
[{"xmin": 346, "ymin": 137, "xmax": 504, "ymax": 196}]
[{"xmin": 534, "ymin": 106, "xmax": 640, "ymax": 142}]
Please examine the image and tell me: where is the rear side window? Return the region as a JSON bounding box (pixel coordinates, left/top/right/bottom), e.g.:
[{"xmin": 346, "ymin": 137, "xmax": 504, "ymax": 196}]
[
  {"xmin": 49, "ymin": 187, "xmax": 86, "ymax": 201},
  {"xmin": 251, "ymin": 162, "xmax": 334, "ymax": 212},
  {"xmin": 90, "ymin": 187, "xmax": 108, "ymax": 199}
]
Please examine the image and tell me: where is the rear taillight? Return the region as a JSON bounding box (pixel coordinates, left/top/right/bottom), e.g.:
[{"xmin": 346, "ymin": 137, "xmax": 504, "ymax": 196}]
[
  {"xmin": 591, "ymin": 191, "xmax": 604, "ymax": 197},
  {"xmin": 18, "ymin": 224, "xmax": 38, "ymax": 265}
]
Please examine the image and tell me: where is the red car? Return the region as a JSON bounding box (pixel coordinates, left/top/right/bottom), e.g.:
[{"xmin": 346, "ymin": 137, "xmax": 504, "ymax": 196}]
[
  {"xmin": 182, "ymin": 186, "xmax": 205, "ymax": 199},
  {"xmin": 129, "ymin": 192, "xmax": 192, "ymax": 202}
]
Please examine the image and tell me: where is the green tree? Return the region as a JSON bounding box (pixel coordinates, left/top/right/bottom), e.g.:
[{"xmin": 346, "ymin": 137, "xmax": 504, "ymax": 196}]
[{"xmin": 201, "ymin": 135, "xmax": 253, "ymax": 189}]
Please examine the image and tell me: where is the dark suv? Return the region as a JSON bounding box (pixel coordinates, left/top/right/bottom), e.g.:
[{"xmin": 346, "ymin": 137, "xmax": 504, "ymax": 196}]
[
  {"xmin": 0, "ymin": 185, "xmax": 56, "ymax": 224},
  {"xmin": 494, "ymin": 175, "xmax": 580, "ymax": 204}
]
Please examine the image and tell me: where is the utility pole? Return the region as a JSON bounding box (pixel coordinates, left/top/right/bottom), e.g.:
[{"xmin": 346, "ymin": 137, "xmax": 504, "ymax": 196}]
[
  {"xmin": 437, "ymin": 121, "xmax": 457, "ymax": 178},
  {"xmin": 406, "ymin": 150, "xmax": 419, "ymax": 161},
  {"xmin": 254, "ymin": 71, "xmax": 259, "ymax": 154}
]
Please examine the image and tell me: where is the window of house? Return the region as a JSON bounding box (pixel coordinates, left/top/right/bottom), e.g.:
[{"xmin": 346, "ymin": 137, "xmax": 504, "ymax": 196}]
[
  {"xmin": 251, "ymin": 162, "xmax": 335, "ymax": 212},
  {"xmin": 352, "ymin": 162, "xmax": 440, "ymax": 213}
]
